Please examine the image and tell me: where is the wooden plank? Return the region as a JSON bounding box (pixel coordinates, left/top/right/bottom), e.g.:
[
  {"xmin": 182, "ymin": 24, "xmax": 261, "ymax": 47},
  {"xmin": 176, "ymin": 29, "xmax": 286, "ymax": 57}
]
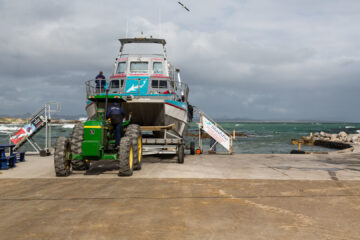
[
  {"xmin": 142, "ymin": 138, "xmax": 181, "ymax": 145},
  {"xmin": 140, "ymin": 124, "xmax": 175, "ymax": 131}
]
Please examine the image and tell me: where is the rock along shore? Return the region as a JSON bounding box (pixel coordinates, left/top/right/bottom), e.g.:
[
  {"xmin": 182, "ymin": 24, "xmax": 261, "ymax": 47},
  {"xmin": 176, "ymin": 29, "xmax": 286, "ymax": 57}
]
[{"xmin": 313, "ymin": 130, "xmax": 360, "ymax": 144}]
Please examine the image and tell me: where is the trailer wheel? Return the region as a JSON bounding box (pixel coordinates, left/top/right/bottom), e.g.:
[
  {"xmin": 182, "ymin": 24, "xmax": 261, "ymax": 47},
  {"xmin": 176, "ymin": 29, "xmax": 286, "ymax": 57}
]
[
  {"xmin": 54, "ymin": 137, "xmax": 72, "ymax": 177},
  {"xmin": 70, "ymin": 122, "xmax": 88, "ymax": 170},
  {"xmin": 177, "ymin": 144, "xmax": 185, "ymax": 164},
  {"xmin": 190, "ymin": 141, "xmax": 195, "ymax": 155},
  {"xmin": 125, "ymin": 125, "xmax": 142, "ymax": 170},
  {"xmin": 118, "ymin": 136, "xmax": 134, "ymax": 176}
]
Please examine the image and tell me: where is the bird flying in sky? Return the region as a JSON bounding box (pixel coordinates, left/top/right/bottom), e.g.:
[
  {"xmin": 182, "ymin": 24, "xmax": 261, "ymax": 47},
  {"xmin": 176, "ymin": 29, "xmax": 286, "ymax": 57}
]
[{"xmin": 178, "ymin": 1, "xmax": 190, "ymax": 12}]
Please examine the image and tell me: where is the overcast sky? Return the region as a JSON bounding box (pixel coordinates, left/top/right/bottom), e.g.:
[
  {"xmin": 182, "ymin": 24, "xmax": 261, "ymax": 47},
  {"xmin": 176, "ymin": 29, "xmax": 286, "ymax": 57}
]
[{"xmin": 0, "ymin": 0, "xmax": 359, "ymax": 121}]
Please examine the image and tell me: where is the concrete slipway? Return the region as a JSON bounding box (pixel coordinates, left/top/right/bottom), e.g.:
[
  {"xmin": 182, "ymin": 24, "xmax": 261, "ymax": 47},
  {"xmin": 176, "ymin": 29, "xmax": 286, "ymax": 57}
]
[{"xmin": 0, "ymin": 152, "xmax": 360, "ymax": 239}]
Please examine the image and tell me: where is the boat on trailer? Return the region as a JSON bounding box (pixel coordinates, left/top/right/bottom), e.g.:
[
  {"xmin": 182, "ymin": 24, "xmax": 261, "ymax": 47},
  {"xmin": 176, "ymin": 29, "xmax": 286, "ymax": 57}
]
[{"xmin": 85, "ymin": 37, "xmax": 192, "ymax": 155}]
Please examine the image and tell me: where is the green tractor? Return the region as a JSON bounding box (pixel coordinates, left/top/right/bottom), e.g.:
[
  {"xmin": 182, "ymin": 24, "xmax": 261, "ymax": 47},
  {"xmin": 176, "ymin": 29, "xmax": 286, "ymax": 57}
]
[{"xmin": 54, "ymin": 96, "xmax": 142, "ymax": 177}]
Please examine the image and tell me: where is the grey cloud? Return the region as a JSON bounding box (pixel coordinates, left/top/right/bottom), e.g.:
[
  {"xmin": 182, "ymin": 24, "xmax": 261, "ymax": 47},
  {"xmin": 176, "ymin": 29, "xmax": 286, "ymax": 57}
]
[{"xmin": 0, "ymin": 0, "xmax": 360, "ymax": 121}]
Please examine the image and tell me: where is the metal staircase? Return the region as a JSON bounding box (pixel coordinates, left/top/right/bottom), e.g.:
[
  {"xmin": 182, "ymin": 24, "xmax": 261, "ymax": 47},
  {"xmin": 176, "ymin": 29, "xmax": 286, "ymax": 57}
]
[
  {"xmin": 11, "ymin": 102, "xmax": 61, "ymax": 153},
  {"xmin": 193, "ymin": 107, "xmax": 233, "ymax": 154}
]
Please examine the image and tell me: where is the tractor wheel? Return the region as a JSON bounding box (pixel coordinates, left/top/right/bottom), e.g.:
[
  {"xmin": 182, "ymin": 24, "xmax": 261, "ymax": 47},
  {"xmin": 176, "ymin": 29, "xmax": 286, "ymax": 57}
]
[
  {"xmin": 177, "ymin": 144, "xmax": 185, "ymax": 164},
  {"xmin": 190, "ymin": 141, "xmax": 195, "ymax": 155},
  {"xmin": 54, "ymin": 137, "xmax": 72, "ymax": 177},
  {"xmin": 134, "ymin": 134, "xmax": 143, "ymax": 170},
  {"xmin": 118, "ymin": 136, "xmax": 134, "ymax": 176},
  {"xmin": 70, "ymin": 122, "xmax": 88, "ymax": 170},
  {"xmin": 125, "ymin": 125, "xmax": 142, "ymax": 170},
  {"xmin": 126, "ymin": 124, "xmax": 141, "ymax": 135}
]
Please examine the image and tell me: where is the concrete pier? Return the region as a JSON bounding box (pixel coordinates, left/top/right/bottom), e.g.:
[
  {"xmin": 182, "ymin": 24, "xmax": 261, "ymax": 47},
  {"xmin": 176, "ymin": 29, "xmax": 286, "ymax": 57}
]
[{"xmin": 0, "ymin": 153, "xmax": 360, "ymax": 239}]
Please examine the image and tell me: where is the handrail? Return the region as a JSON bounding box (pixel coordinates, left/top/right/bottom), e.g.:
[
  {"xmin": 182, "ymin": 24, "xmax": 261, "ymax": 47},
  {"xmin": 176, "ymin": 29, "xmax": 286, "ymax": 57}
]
[
  {"xmin": 86, "ymin": 79, "xmax": 189, "ymax": 102},
  {"xmin": 26, "ymin": 102, "xmax": 61, "ymax": 124},
  {"xmin": 9, "ymin": 102, "xmax": 61, "ymax": 152},
  {"xmin": 119, "ymin": 53, "xmax": 164, "ymax": 57},
  {"xmin": 194, "ymin": 106, "xmax": 232, "ymax": 138}
]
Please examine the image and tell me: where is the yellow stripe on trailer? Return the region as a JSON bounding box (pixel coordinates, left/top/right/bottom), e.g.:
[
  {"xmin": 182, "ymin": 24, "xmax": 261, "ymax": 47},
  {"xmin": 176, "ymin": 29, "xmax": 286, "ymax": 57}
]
[{"xmin": 84, "ymin": 126, "xmax": 102, "ymax": 129}]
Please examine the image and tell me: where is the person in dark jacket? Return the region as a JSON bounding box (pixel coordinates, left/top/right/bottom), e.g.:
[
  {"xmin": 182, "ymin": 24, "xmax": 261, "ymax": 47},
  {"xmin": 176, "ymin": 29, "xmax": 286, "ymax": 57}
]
[
  {"xmin": 95, "ymin": 71, "xmax": 106, "ymax": 93},
  {"xmin": 106, "ymin": 102, "xmax": 125, "ymax": 147}
]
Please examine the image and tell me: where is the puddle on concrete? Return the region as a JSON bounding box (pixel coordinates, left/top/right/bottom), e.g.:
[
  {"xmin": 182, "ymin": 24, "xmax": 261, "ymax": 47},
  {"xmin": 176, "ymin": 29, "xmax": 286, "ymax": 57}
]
[
  {"xmin": 270, "ymin": 166, "xmax": 342, "ymax": 180},
  {"xmin": 271, "ymin": 166, "xmax": 342, "ymax": 172},
  {"xmin": 327, "ymin": 171, "xmax": 338, "ymax": 181},
  {"xmin": 322, "ymin": 159, "xmax": 360, "ymax": 165},
  {"xmin": 270, "ymin": 165, "xmax": 360, "ymax": 181}
]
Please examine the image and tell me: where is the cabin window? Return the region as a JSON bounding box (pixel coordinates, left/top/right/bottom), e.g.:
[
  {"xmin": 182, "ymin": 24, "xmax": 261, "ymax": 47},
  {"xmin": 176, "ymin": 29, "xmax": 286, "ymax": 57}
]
[
  {"xmin": 116, "ymin": 62, "xmax": 126, "ymax": 74},
  {"xmin": 151, "ymin": 80, "xmax": 158, "ymax": 88},
  {"xmin": 110, "ymin": 80, "xmax": 124, "ymax": 88},
  {"xmin": 151, "ymin": 80, "xmax": 167, "ymax": 89},
  {"xmin": 130, "ymin": 62, "xmax": 148, "ymax": 73},
  {"xmin": 111, "ymin": 80, "xmax": 119, "ymax": 88},
  {"xmin": 153, "ymin": 62, "xmax": 163, "ymax": 74},
  {"xmin": 159, "ymin": 80, "xmax": 167, "ymax": 88}
]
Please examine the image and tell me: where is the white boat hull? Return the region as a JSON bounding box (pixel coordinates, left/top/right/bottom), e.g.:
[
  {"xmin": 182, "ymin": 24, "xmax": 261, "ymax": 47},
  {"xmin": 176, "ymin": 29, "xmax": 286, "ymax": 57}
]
[{"xmin": 121, "ymin": 100, "xmax": 188, "ymax": 137}]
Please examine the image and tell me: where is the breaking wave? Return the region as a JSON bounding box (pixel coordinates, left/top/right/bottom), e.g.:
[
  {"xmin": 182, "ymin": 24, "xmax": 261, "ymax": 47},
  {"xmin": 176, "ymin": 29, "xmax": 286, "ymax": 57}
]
[
  {"xmin": 62, "ymin": 124, "xmax": 75, "ymax": 129},
  {"xmin": 0, "ymin": 125, "xmax": 19, "ymax": 132}
]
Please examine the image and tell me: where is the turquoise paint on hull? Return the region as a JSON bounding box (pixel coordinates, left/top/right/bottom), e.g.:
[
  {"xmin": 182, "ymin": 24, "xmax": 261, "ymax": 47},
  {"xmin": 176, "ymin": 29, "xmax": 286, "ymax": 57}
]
[{"xmin": 165, "ymin": 100, "xmax": 188, "ymax": 111}]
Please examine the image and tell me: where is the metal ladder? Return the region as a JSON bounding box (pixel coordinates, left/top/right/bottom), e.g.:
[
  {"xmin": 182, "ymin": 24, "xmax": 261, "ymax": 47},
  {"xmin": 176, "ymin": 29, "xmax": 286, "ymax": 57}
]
[
  {"xmin": 11, "ymin": 102, "xmax": 61, "ymax": 153},
  {"xmin": 193, "ymin": 107, "xmax": 233, "ymax": 154}
]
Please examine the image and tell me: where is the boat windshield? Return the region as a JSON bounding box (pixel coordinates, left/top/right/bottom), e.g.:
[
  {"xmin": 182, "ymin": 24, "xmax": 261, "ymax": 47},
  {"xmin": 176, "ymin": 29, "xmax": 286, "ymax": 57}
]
[
  {"xmin": 130, "ymin": 61, "xmax": 148, "ymax": 73},
  {"xmin": 153, "ymin": 62, "xmax": 163, "ymax": 74},
  {"xmin": 116, "ymin": 62, "xmax": 126, "ymax": 74}
]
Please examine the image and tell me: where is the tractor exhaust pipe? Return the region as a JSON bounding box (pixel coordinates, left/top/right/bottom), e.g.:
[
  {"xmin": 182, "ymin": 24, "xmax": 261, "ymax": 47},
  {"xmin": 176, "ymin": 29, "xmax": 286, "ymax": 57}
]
[{"xmin": 104, "ymin": 88, "xmax": 109, "ymax": 121}]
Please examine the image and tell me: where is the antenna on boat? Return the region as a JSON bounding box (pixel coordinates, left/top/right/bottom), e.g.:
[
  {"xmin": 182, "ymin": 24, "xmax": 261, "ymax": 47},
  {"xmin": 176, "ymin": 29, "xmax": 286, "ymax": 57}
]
[
  {"xmin": 158, "ymin": 6, "xmax": 162, "ymax": 37},
  {"xmin": 176, "ymin": 68, "xmax": 184, "ymax": 97},
  {"xmin": 125, "ymin": 17, "xmax": 129, "ymax": 38}
]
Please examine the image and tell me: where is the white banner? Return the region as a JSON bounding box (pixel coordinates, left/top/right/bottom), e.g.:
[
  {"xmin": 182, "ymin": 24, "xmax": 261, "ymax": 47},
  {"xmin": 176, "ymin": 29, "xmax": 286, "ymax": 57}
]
[{"xmin": 202, "ymin": 116, "xmax": 231, "ymax": 151}]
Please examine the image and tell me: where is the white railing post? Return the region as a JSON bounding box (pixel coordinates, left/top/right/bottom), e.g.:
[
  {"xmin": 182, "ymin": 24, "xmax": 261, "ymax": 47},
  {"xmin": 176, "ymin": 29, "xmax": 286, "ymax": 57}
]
[{"xmin": 199, "ymin": 111, "xmax": 203, "ymax": 153}]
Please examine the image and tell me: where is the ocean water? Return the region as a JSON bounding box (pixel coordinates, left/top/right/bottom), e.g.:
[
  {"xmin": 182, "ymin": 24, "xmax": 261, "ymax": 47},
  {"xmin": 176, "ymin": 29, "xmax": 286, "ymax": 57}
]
[
  {"xmin": 204, "ymin": 122, "xmax": 360, "ymax": 153},
  {"xmin": 1, "ymin": 122, "xmax": 360, "ymax": 154}
]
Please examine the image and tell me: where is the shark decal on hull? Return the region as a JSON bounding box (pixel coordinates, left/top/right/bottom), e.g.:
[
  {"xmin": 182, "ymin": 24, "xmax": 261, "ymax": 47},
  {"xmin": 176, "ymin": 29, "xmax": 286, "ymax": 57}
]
[
  {"xmin": 126, "ymin": 81, "xmax": 147, "ymax": 93},
  {"xmin": 125, "ymin": 78, "xmax": 149, "ymax": 95}
]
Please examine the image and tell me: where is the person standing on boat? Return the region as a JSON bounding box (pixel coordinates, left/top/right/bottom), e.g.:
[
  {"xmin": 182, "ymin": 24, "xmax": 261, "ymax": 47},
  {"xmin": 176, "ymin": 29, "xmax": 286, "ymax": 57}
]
[
  {"xmin": 95, "ymin": 71, "xmax": 106, "ymax": 93},
  {"xmin": 106, "ymin": 102, "xmax": 125, "ymax": 148}
]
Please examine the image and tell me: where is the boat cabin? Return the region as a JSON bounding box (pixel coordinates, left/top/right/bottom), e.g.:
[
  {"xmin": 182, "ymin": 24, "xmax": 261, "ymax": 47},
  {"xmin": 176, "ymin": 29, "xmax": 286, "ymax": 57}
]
[{"xmin": 87, "ymin": 38, "xmax": 188, "ymax": 102}]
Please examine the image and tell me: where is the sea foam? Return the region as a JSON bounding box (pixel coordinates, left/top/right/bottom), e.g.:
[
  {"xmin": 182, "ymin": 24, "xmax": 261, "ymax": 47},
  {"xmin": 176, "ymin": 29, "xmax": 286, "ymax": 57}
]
[
  {"xmin": 62, "ymin": 124, "xmax": 75, "ymax": 129},
  {"xmin": 0, "ymin": 125, "xmax": 20, "ymax": 132}
]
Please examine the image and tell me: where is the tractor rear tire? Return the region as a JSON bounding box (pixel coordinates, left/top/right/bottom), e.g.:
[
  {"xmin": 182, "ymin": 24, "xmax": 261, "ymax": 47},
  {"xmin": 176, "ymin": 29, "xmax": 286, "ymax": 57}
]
[
  {"xmin": 190, "ymin": 141, "xmax": 195, "ymax": 155},
  {"xmin": 70, "ymin": 122, "xmax": 88, "ymax": 170},
  {"xmin": 133, "ymin": 134, "xmax": 143, "ymax": 170},
  {"xmin": 177, "ymin": 144, "xmax": 185, "ymax": 164},
  {"xmin": 125, "ymin": 125, "xmax": 142, "ymax": 171},
  {"xmin": 118, "ymin": 136, "xmax": 134, "ymax": 176},
  {"xmin": 126, "ymin": 124, "xmax": 141, "ymax": 134},
  {"xmin": 54, "ymin": 137, "xmax": 72, "ymax": 177}
]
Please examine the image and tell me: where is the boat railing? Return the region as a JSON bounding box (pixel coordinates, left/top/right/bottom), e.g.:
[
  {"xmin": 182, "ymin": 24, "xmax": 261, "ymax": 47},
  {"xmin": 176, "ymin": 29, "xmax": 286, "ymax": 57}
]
[
  {"xmin": 86, "ymin": 79, "xmax": 109, "ymax": 96},
  {"xmin": 119, "ymin": 53, "xmax": 164, "ymax": 57},
  {"xmin": 86, "ymin": 79, "xmax": 189, "ymax": 102}
]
